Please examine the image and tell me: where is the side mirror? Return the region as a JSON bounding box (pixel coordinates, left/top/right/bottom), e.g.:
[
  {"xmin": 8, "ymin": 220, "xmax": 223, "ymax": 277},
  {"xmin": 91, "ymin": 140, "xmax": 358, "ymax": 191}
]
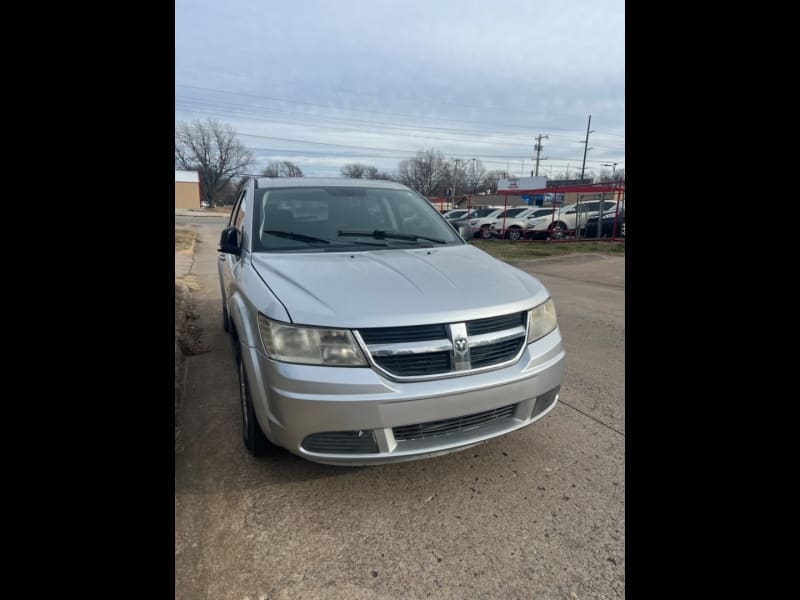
[
  {"xmin": 219, "ymin": 226, "xmax": 241, "ymax": 255},
  {"xmin": 457, "ymin": 223, "xmax": 472, "ymax": 238}
]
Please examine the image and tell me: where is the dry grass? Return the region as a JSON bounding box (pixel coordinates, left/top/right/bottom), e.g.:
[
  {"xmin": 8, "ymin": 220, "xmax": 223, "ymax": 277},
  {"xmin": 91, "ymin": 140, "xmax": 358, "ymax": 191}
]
[
  {"xmin": 175, "ymin": 228, "xmax": 198, "ymax": 253},
  {"xmin": 470, "ymin": 239, "xmax": 625, "ymax": 261}
]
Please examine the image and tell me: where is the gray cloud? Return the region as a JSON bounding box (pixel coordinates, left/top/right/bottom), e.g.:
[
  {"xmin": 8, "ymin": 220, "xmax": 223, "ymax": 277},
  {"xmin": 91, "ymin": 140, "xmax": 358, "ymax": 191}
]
[{"xmin": 176, "ymin": 0, "xmax": 624, "ymax": 177}]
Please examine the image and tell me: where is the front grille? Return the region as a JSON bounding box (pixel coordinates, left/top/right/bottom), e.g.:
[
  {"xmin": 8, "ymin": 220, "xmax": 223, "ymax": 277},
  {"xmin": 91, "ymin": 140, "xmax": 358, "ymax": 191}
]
[
  {"xmin": 393, "ymin": 404, "xmax": 517, "ymax": 441},
  {"xmin": 360, "ymin": 324, "xmax": 447, "ymax": 344},
  {"xmin": 302, "ymin": 431, "xmax": 379, "ymax": 454},
  {"xmin": 466, "ymin": 311, "xmax": 526, "ymax": 336},
  {"xmin": 358, "ymin": 310, "xmax": 528, "ymax": 379},
  {"xmin": 373, "ymin": 351, "xmax": 451, "ymax": 376},
  {"xmin": 470, "ymin": 337, "xmax": 525, "ymax": 368}
]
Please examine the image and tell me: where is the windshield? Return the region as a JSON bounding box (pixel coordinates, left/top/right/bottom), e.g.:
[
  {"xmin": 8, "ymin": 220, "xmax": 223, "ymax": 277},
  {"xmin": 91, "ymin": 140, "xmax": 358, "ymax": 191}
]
[
  {"xmin": 498, "ymin": 208, "xmax": 529, "ymax": 218},
  {"xmin": 469, "ymin": 208, "xmax": 497, "ymax": 218},
  {"xmin": 251, "ymin": 186, "xmax": 463, "ymax": 252}
]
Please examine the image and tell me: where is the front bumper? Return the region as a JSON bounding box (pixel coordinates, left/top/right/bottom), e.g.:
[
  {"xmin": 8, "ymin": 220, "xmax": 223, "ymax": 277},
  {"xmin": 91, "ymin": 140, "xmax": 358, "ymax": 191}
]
[{"xmin": 241, "ymin": 327, "xmax": 565, "ymax": 465}]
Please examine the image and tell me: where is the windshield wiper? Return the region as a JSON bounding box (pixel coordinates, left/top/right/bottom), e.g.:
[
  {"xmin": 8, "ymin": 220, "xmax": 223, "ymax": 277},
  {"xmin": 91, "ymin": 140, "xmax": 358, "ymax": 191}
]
[
  {"xmin": 263, "ymin": 230, "xmax": 330, "ymax": 245},
  {"xmin": 264, "ymin": 229, "xmax": 388, "ymax": 248},
  {"xmin": 338, "ymin": 229, "xmax": 447, "ymax": 244}
]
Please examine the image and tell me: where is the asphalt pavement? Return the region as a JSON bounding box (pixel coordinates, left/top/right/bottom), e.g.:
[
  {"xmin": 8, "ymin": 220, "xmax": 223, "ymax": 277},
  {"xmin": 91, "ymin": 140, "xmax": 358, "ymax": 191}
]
[{"xmin": 174, "ymin": 215, "xmax": 625, "ymax": 599}]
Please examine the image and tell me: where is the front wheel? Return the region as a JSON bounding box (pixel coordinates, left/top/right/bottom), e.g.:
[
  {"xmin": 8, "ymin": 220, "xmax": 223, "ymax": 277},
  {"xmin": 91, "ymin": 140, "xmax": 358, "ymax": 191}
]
[
  {"xmin": 549, "ymin": 222, "xmax": 567, "ymax": 240},
  {"xmin": 480, "ymin": 225, "xmax": 492, "ymax": 239},
  {"xmin": 506, "ymin": 227, "xmax": 522, "ymax": 241},
  {"xmin": 238, "ymin": 351, "xmax": 272, "ymax": 456}
]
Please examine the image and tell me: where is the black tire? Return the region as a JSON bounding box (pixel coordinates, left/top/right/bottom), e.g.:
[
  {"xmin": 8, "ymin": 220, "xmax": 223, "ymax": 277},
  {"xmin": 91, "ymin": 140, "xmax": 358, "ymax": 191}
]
[
  {"xmin": 238, "ymin": 350, "xmax": 272, "ymax": 456},
  {"xmin": 480, "ymin": 225, "xmax": 492, "ymax": 239},
  {"xmin": 549, "ymin": 221, "xmax": 567, "ymax": 240},
  {"xmin": 506, "ymin": 227, "xmax": 522, "ymax": 241}
]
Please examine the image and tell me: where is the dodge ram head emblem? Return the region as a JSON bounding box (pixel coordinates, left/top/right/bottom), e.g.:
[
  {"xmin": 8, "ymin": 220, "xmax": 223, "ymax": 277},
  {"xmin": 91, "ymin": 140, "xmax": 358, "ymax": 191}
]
[{"xmin": 454, "ymin": 338, "xmax": 468, "ymax": 352}]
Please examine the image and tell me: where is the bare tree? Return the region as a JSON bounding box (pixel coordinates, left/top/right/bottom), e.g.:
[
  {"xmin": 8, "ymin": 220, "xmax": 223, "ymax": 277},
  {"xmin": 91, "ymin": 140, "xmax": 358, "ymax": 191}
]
[
  {"xmin": 175, "ymin": 118, "xmax": 253, "ymax": 206},
  {"xmin": 597, "ymin": 167, "xmax": 625, "ymax": 183},
  {"xmin": 262, "ymin": 160, "xmax": 304, "ymax": 178},
  {"xmin": 341, "ymin": 163, "xmax": 393, "ymax": 180},
  {"xmin": 341, "ymin": 163, "xmax": 366, "ymax": 178},
  {"xmin": 397, "ymin": 149, "xmax": 449, "ymax": 196},
  {"xmin": 479, "ymin": 170, "xmax": 511, "ymax": 194},
  {"xmin": 449, "ymin": 159, "xmax": 488, "ymax": 194},
  {"xmin": 217, "ymin": 176, "xmax": 248, "ymax": 206}
]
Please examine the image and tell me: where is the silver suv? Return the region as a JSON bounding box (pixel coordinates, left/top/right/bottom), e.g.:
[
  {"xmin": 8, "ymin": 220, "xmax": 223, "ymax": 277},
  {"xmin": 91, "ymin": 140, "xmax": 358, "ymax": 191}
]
[{"xmin": 218, "ymin": 178, "xmax": 565, "ymax": 466}]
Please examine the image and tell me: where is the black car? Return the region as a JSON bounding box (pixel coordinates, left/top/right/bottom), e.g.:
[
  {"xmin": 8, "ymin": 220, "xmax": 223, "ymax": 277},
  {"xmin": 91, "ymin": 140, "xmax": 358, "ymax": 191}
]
[{"xmin": 581, "ymin": 209, "xmax": 625, "ymax": 238}]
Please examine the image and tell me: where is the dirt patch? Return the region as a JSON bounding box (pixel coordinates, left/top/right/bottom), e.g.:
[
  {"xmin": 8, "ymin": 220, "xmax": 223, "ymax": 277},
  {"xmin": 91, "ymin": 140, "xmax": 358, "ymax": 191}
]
[
  {"xmin": 176, "ymin": 227, "xmax": 198, "ymax": 253},
  {"xmin": 175, "ymin": 227, "xmax": 208, "ymax": 451}
]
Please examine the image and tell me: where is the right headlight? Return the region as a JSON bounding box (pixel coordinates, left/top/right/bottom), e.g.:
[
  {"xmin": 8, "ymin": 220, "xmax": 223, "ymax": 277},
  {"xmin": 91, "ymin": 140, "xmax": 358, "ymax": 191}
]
[
  {"xmin": 257, "ymin": 314, "xmax": 367, "ymax": 366},
  {"xmin": 527, "ymin": 298, "xmax": 557, "ymax": 343}
]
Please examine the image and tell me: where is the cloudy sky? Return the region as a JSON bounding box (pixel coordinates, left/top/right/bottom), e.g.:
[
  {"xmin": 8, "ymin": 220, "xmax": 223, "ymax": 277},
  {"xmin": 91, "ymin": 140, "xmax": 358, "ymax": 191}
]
[{"xmin": 175, "ymin": 0, "xmax": 624, "ymax": 179}]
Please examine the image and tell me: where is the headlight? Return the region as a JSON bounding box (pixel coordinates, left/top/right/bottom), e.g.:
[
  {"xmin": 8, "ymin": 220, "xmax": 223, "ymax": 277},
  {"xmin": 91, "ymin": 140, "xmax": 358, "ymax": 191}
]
[
  {"xmin": 527, "ymin": 298, "xmax": 557, "ymax": 343},
  {"xmin": 257, "ymin": 314, "xmax": 367, "ymax": 366}
]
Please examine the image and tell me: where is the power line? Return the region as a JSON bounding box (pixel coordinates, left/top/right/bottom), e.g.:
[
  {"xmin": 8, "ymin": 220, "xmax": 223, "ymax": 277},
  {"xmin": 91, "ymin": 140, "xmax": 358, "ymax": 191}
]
[
  {"xmin": 175, "ymin": 96, "xmax": 543, "ymax": 149},
  {"xmin": 176, "ymin": 83, "xmax": 623, "ymax": 140}
]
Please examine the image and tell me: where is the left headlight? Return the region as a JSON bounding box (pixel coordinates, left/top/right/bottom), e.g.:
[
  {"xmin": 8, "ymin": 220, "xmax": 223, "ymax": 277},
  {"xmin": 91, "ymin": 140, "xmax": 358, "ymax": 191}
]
[
  {"xmin": 527, "ymin": 298, "xmax": 558, "ymax": 343},
  {"xmin": 257, "ymin": 314, "xmax": 367, "ymax": 366}
]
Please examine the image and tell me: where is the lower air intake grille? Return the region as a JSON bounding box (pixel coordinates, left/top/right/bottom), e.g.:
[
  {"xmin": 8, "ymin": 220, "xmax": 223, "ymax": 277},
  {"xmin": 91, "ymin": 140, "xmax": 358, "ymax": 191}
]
[
  {"xmin": 302, "ymin": 431, "xmax": 379, "ymax": 454},
  {"xmin": 393, "ymin": 404, "xmax": 517, "ymax": 441}
]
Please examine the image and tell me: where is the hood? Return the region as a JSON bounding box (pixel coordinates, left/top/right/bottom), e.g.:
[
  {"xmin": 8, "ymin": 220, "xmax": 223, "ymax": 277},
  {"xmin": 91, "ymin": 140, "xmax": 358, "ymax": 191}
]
[{"xmin": 250, "ymin": 245, "xmax": 549, "ymax": 328}]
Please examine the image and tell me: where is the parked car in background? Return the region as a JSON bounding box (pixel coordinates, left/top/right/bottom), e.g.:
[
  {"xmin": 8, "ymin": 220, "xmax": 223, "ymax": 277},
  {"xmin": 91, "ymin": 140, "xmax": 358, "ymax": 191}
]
[
  {"xmin": 466, "ymin": 208, "xmax": 506, "ymax": 238},
  {"xmin": 217, "ymin": 177, "xmax": 565, "ymax": 465},
  {"xmin": 490, "ymin": 207, "xmax": 558, "ymax": 240},
  {"xmin": 525, "ymin": 200, "xmax": 621, "ymax": 240},
  {"xmin": 201, "ymin": 201, "xmax": 211, "ymax": 208},
  {"xmin": 449, "ymin": 207, "xmax": 501, "ymax": 235},
  {"xmin": 580, "ymin": 208, "xmax": 625, "ymax": 238},
  {"xmin": 443, "ymin": 208, "xmax": 471, "ymax": 221}
]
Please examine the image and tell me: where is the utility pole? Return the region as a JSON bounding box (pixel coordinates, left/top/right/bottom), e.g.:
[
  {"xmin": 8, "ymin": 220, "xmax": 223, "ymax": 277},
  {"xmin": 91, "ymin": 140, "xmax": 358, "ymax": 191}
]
[
  {"xmin": 579, "ymin": 115, "xmax": 594, "ymax": 180},
  {"xmin": 533, "ymin": 134, "xmax": 549, "ymax": 176},
  {"xmin": 453, "ymin": 159, "xmax": 461, "ymax": 208}
]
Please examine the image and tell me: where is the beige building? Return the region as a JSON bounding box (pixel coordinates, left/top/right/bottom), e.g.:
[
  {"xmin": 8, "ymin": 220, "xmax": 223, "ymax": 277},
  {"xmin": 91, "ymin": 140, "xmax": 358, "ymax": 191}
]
[{"xmin": 175, "ymin": 170, "xmax": 200, "ymax": 209}]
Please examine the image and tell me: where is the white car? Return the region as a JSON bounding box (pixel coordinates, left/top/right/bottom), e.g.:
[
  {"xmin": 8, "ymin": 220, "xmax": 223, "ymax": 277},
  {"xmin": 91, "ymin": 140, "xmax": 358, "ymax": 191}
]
[
  {"xmin": 467, "ymin": 208, "xmax": 506, "ymax": 238},
  {"xmin": 525, "ymin": 200, "xmax": 621, "ymax": 240},
  {"xmin": 490, "ymin": 207, "xmax": 558, "ymax": 240}
]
